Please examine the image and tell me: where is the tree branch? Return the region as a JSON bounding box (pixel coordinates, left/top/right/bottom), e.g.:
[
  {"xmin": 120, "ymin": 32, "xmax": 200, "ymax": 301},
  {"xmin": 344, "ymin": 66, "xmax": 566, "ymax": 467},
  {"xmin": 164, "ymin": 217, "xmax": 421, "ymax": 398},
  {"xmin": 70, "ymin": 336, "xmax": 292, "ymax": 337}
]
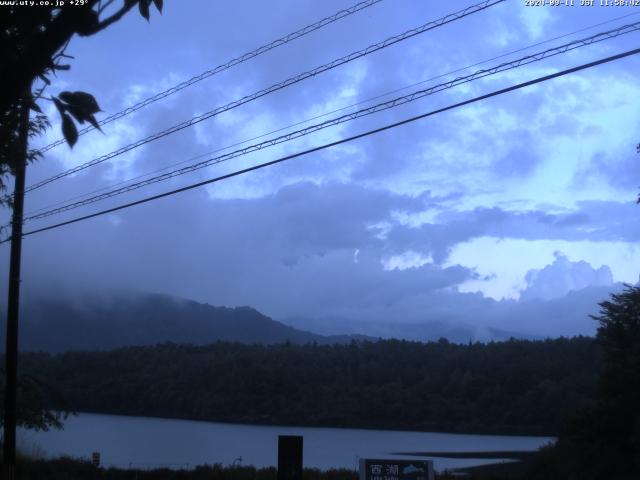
[
  {"xmin": 0, "ymin": 1, "xmax": 100, "ymax": 113},
  {"xmin": 98, "ymin": 0, "xmax": 117, "ymax": 15},
  {"xmin": 82, "ymin": 0, "xmax": 138, "ymax": 35}
]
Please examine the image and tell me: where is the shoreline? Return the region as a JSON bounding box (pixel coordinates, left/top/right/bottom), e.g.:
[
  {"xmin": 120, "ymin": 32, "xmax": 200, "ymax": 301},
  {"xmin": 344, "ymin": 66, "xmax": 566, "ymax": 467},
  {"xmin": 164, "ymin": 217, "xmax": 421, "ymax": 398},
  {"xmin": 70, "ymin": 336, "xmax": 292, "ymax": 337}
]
[
  {"xmin": 393, "ymin": 451, "xmax": 536, "ymax": 459},
  {"xmin": 62, "ymin": 410, "xmax": 557, "ymax": 439}
]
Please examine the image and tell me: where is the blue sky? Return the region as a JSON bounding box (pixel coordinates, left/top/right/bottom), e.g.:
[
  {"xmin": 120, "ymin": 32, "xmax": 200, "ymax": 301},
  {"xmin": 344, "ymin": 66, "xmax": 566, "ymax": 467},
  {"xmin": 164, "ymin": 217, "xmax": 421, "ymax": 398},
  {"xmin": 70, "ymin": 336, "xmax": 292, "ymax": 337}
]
[{"xmin": 2, "ymin": 0, "xmax": 640, "ymax": 340}]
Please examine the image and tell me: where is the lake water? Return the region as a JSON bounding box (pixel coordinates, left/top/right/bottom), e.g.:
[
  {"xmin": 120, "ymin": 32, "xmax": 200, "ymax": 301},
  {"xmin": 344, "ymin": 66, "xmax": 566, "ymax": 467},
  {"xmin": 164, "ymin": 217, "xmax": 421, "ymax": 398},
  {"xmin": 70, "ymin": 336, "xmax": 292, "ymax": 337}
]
[{"xmin": 18, "ymin": 413, "xmax": 553, "ymax": 472}]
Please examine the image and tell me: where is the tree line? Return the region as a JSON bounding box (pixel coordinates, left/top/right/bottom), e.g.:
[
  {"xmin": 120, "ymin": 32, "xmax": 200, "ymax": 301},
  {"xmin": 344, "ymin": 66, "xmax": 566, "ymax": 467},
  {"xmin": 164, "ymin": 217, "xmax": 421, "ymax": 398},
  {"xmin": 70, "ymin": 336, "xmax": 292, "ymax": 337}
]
[{"xmin": 16, "ymin": 336, "xmax": 600, "ymax": 436}]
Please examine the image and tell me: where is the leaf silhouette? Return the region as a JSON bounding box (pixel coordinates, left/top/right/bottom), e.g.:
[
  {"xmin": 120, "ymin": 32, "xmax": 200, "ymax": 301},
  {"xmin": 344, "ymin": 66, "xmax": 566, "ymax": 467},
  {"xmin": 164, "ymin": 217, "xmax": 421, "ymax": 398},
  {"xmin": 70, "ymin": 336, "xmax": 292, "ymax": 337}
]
[
  {"xmin": 61, "ymin": 113, "xmax": 78, "ymax": 147},
  {"xmin": 139, "ymin": 0, "xmax": 150, "ymax": 21}
]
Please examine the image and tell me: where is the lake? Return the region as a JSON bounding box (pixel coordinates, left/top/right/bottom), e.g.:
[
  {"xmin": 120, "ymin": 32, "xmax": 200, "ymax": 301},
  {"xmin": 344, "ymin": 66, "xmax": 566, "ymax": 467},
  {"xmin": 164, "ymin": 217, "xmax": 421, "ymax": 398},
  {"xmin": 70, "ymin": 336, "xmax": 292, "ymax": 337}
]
[{"xmin": 18, "ymin": 413, "xmax": 553, "ymax": 472}]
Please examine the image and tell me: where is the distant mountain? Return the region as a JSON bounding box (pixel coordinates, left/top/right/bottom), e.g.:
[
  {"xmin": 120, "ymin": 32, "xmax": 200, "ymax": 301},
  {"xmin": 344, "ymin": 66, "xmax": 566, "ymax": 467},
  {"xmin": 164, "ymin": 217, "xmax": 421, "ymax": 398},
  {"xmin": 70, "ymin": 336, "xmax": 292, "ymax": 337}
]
[
  {"xmin": 284, "ymin": 284, "xmax": 622, "ymax": 341},
  {"xmin": 2, "ymin": 282, "xmax": 617, "ymax": 352},
  {"xmin": 284, "ymin": 317, "xmax": 539, "ymax": 344},
  {"xmin": 1, "ymin": 293, "xmax": 368, "ymax": 352}
]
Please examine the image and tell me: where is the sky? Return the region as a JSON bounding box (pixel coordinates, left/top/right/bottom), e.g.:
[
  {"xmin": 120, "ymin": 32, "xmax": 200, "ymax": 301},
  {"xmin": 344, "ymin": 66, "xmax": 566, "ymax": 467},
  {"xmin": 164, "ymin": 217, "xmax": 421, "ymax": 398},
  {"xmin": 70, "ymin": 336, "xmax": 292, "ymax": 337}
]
[{"xmin": 2, "ymin": 0, "xmax": 640, "ymax": 341}]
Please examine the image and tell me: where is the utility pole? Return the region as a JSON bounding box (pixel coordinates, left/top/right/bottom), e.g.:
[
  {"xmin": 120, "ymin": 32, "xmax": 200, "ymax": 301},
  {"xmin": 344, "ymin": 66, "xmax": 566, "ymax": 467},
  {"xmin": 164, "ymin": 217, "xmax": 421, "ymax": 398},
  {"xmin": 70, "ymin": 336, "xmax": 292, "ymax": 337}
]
[{"xmin": 3, "ymin": 88, "xmax": 31, "ymax": 479}]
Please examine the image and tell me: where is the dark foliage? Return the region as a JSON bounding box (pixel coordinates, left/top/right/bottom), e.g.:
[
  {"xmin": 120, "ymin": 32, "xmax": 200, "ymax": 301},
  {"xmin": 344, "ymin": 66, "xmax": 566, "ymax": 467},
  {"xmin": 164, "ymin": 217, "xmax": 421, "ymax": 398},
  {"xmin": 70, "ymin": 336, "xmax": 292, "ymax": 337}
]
[
  {"xmin": 0, "ymin": 369, "xmax": 71, "ymax": 431},
  {"xmin": 13, "ymin": 457, "xmax": 356, "ymax": 480},
  {"xmin": 0, "ymin": 0, "xmax": 162, "ymax": 205},
  {"xmin": 526, "ymin": 285, "xmax": 640, "ymax": 479},
  {"xmin": 19, "ymin": 337, "xmax": 599, "ymax": 436}
]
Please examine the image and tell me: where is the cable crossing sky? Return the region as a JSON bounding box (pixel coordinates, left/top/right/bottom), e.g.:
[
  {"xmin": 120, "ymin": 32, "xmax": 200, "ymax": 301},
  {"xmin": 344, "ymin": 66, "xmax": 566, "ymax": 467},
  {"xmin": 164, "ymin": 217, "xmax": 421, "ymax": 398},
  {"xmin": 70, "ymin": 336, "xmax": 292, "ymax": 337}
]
[
  {"xmin": 35, "ymin": 0, "xmax": 384, "ymax": 154},
  {"xmin": 23, "ymin": 9, "xmax": 640, "ymax": 219},
  {"xmin": 22, "ymin": 20, "xmax": 640, "ymax": 222},
  {"xmin": 25, "ymin": 0, "xmax": 505, "ymax": 193},
  {"xmin": 5, "ymin": 46, "xmax": 638, "ymax": 244}
]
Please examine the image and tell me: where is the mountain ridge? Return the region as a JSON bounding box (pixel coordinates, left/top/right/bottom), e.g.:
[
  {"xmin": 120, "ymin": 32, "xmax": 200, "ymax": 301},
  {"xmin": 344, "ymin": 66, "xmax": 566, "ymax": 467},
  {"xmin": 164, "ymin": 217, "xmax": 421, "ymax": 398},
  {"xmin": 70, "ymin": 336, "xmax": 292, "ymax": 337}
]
[{"xmin": 1, "ymin": 292, "xmax": 369, "ymax": 352}]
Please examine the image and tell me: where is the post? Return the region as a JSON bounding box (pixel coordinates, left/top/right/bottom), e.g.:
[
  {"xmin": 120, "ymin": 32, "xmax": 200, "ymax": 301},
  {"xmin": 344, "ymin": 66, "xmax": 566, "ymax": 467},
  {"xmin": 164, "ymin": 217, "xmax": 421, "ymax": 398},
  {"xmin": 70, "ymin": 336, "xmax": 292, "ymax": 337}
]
[
  {"xmin": 277, "ymin": 435, "xmax": 303, "ymax": 480},
  {"xmin": 3, "ymin": 89, "xmax": 30, "ymax": 478}
]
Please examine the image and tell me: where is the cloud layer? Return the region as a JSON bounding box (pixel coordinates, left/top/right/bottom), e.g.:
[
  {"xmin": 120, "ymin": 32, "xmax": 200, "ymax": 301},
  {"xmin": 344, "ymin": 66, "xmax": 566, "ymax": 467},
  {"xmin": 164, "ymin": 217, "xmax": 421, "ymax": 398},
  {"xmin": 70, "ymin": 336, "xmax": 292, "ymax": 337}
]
[{"xmin": 1, "ymin": 0, "xmax": 639, "ymax": 342}]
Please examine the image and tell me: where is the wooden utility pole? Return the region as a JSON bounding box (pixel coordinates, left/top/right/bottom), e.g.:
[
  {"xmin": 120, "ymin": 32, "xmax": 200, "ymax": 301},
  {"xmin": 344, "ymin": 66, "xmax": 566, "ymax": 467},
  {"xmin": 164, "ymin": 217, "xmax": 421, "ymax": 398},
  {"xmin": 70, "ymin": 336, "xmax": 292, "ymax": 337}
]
[{"xmin": 3, "ymin": 89, "xmax": 31, "ymax": 479}]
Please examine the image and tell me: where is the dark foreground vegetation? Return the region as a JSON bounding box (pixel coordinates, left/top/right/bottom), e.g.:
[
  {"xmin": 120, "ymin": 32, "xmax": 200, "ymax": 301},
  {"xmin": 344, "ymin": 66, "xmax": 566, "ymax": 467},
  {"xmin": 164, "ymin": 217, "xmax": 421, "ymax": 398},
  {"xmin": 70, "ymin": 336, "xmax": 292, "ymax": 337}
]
[
  {"xmin": 0, "ymin": 456, "xmax": 549, "ymax": 480},
  {"xmin": 12, "ymin": 459, "xmax": 357, "ymax": 480},
  {"xmin": 18, "ymin": 336, "xmax": 600, "ymax": 435},
  {"xmin": 5, "ymin": 453, "xmax": 622, "ymax": 480},
  {"xmin": 526, "ymin": 285, "xmax": 640, "ymax": 480}
]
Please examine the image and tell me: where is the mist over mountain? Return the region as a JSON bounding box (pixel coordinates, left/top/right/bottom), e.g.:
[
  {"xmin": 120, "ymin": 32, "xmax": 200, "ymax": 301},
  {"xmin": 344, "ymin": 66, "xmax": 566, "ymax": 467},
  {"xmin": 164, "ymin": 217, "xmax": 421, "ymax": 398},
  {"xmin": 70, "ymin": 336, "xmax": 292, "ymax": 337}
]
[
  {"xmin": 0, "ymin": 292, "xmax": 368, "ymax": 353},
  {"xmin": 0, "ymin": 280, "xmax": 625, "ymax": 352},
  {"xmin": 285, "ymin": 283, "xmax": 626, "ymax": 342}
]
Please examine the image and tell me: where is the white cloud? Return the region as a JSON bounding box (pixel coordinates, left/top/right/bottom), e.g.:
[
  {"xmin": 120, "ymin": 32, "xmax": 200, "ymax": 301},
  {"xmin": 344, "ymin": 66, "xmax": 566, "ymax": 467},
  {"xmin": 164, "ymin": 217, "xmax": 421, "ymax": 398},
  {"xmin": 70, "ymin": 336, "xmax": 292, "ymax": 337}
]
[
  {"xmin": 520, "ymin": 252, "xmax": 613, "ymax": 301},
  {"xmin": 518, "ymin": 6, "xmax": 554, "ymax": 40},
  {"xmin": 382, "ymin": 250, "xmax": 433, "ymax": 271},
  {"xmin": 447, "ymin": 237, "xmax": 638, "ymax": 300}
]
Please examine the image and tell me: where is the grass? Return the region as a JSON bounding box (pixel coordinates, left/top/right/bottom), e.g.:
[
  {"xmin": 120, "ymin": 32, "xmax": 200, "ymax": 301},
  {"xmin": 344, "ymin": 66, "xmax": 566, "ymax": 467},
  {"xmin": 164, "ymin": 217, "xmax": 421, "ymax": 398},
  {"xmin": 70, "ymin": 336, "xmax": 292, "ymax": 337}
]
[{"xmin": 8, "ymin": 455, "xmax": 541, "ymax": 480}]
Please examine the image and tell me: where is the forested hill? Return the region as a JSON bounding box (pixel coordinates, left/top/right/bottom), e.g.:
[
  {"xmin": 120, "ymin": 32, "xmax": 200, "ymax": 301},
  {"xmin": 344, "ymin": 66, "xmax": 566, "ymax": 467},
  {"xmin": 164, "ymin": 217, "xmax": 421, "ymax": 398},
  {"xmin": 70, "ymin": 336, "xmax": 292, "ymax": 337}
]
[
  {"xmin": 1, "ymin": 293, "xmax": 367, "ymax": 352},
  {"xmin": 21, "ymin": 337, "xmax": 600, "ymax": 436}
]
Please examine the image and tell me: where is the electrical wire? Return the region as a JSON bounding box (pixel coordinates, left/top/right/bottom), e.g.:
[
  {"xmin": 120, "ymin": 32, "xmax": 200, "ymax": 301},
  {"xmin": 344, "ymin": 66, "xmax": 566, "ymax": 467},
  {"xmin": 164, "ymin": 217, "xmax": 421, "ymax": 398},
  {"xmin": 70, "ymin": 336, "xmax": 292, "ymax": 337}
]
[
  {"xmin": 35, "ymin": 0, "xmax": 384, "ymax": 154},
  {"xmin": 23, "ymin": 9, "xmax": 640, "ymax": 218},
  {"xmin": 23, "ymin": 21, "xmax": 640, "ymax": 222},
  {"xmin": 6, "ymin": 46, "xmax": 638, "ymax": 243},
  {"xmin": 25, "ymin": 0, "xmax": 505, "ymax": 193}
]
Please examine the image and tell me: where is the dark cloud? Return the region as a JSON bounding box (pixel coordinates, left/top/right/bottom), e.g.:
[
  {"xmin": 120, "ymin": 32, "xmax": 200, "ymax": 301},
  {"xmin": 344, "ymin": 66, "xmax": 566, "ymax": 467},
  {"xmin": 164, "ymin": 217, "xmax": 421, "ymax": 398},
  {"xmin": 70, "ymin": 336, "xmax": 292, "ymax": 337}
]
[
  {"xmin": 1, "ymin": 182, "xmax": 473, "ymax": 325},
  {"xmin": 2, "ymin": 179, "xmax": 633, "ymax": 340},
  {"xmin": 391, "ymin": 201, "xmax": 639, "ymax": 262}
]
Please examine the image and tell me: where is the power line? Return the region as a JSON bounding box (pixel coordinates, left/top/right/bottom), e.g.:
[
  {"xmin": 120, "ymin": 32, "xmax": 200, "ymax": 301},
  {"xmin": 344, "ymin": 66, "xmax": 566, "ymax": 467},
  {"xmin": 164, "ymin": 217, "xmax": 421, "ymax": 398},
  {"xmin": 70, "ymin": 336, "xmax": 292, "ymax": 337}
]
[
  {"xmin": 23, "ymin": 21, "xmax": 640, "ymax": 222},
  {"xmin": 23, "ymin": 10, "xmax": 640, "ymax": 219},
  {"xmin": 35, "ymin": 0, "xmax": 384, "ymax": 154},
  {"xmin": 25, "ymin": 0, "xmax": 505, "ymax": 193},
  {"xmin": 28, "ymin": 0, "xmax": 503, "ymax": 191},
  {"xmin": 8, "ymin": 46, "xmax": 639, "ymax": 243}
]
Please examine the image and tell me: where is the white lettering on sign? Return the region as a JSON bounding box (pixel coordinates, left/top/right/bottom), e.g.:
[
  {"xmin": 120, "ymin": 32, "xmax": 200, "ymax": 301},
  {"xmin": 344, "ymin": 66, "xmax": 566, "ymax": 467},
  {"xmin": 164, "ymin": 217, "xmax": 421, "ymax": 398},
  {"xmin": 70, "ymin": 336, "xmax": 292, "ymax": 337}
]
[{"xmin": 385, "ymin": 465, "xmax": 399, "ymax": 476}]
